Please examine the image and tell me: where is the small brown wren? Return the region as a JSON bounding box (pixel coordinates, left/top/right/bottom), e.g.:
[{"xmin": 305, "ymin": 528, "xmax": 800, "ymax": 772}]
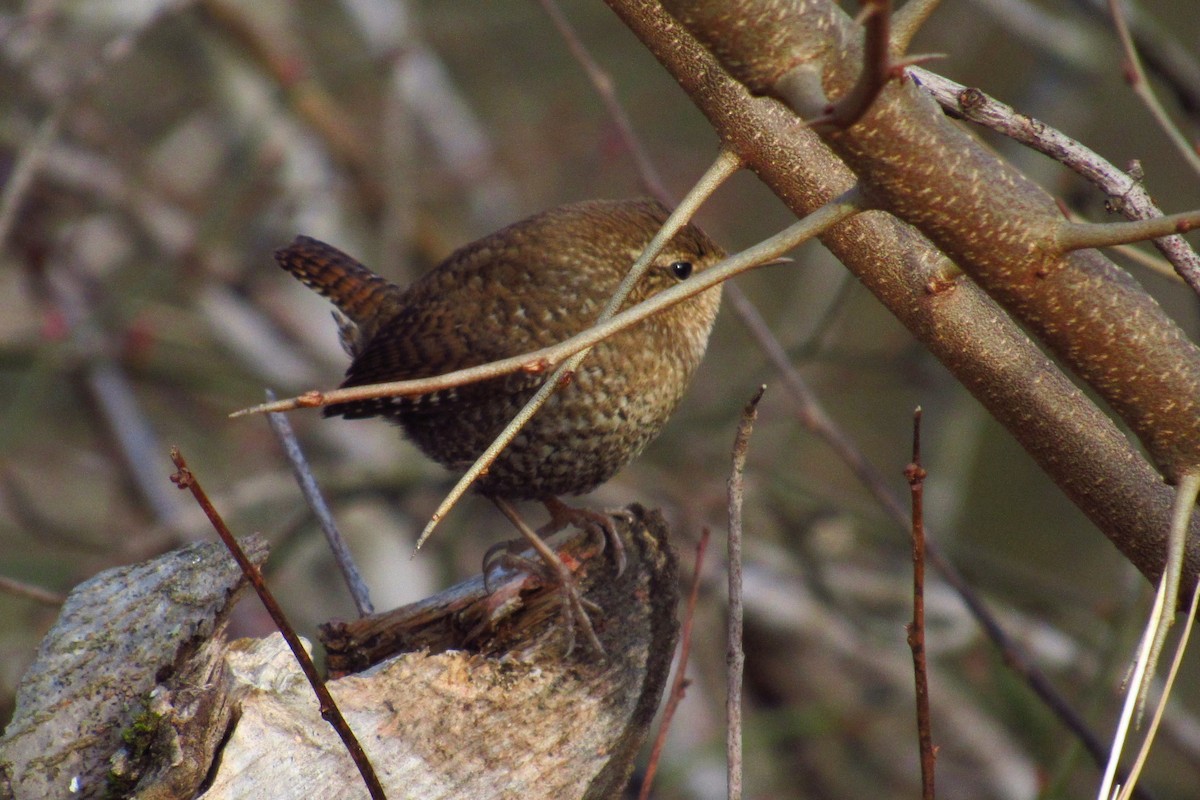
[
  {"xmin": 276, "ymin": 200, "xmax": 723, "ymax": 650},
  {"xmin": 276, "ymin": 199, "xmax": 724, "ymax": 501}
]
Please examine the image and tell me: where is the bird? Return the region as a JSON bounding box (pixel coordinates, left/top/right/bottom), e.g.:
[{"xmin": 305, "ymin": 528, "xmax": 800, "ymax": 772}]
[{"xmin": 275, "ymin": 198, "xmax": 724, "ymax": 653}]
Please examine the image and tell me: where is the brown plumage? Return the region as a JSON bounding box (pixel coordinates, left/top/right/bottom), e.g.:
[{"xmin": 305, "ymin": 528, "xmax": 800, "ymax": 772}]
[{"xmin": 275, "ymin": 198, "xmax": 724, "ymax": 502}]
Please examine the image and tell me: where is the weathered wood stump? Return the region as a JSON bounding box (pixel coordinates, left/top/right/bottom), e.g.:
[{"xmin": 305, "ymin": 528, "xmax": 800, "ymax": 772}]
[{"xmin": 1, "ymin": 505, "xmax": 680, "ymax": 800}]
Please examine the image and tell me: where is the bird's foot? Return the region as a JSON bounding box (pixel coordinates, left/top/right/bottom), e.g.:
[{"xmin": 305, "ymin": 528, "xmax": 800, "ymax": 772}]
[
  {"xmin": 490, "ymin": 498, "xmax": 606, "ymax": 657},
  {"xmin": 541, "ymin": 497, "xmax": 627, "ymax": 577}
]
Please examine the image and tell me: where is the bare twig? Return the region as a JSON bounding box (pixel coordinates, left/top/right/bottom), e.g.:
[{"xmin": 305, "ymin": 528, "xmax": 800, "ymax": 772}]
[
  {"xmin": 904, "ymin": 408, "xmax": 936, "ymax": 800},
  {"xmin": 911, "ymin": 67, "xmax": 1200, "ymax": 294},
  {"xmin": 727, "ymin": 386, "xmax": 764, "ymax": 800},
  {"xmin": 0, "ymin": 575, "xmax": 66, "ymax": 607},
  {"xmin": 1137, "ymin": 473, "xmax": 1200, "ymax": 715},
  {"xmin": 265, "ymin": 390, "xmax": 374, "ymax": 617},
  {"xmin": 1071, "ymin": 0, "xmax": 1200, "ymax": 116},
  {"xmin": 1098, "ymin": 471, "xmax": 1200, "ymax": 800},
  {"xmin": 168, "ymin": 447, "xmax": 386, "ymax": 800},
  {"xmin": 726, "ymin": 289, "xmax": 1146, "ymax": 791},
  {"xmin": 232, "ymin": 187, "xmax": 865, "ymax": 421},
  {"xmin": 414, "ymin": 148, "xmax": 744, "ymax": 550},
  {"xmin": 638, "ymin": 528, "xmax": 711, "ymax": 800},
  {"xmin": 536, "ymin": 0, "xmax": 670, "ymax": 203},
  {"xmin": 1055, "ymin": 210, "xmax": 1200, "ymax": 251},
  {"xmin": 1118, "ymin": 579, "xmax": 1200, "ymax": 799},
  {"xmin": 1106, "ymin": 0, "xmax": 1200, "ymax": 175}
]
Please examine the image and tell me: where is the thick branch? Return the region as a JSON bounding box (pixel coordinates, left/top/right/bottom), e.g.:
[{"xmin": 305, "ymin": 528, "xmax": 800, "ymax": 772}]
[
  {"xmin": 663, "ymin": 0, "xmax": 1200, "ymax": 484},
  {"xmin": 605, "ymin": 0, "xmax": 1200, "ymax": 589}
]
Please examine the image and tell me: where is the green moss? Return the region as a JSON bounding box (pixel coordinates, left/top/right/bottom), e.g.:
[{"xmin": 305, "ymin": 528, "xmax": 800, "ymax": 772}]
[{"xmin": 104, "ymin": 699, "xmax": 163, "ymax": 799}]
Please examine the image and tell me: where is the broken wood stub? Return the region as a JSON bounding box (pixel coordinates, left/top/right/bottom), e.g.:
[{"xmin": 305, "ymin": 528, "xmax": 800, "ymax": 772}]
[{"xmin": 217, "ymin": 503, "xmax": 680, "ymax": 799}]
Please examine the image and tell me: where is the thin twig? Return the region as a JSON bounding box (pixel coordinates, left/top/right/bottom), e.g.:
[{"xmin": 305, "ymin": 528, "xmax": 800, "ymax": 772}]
[
  {"xmin": 1070, "ymin": 0, "xmax": 1200, "ymax": 116},
  {"xmin": 265, "ymin": 390, "xmax": 374, "ymax": 617},
  {"xmin": 1137, "ymin": 473, "xmax": 1200, "ymax": 716},
  {"xmin": 412, "ymin": 148, "xmax": 745, "ymax": 551},
  {"xmin": 1106, "ymin": 0, "xmax": 1200, "ymax": 175},
  {"xmin": 727, "ymin": 289, "xmax": 1148, "ymax": 794},
  {"xmin": 911, "ymin": 67, "xmax": 1200, "ymax": 294},
  {"xmin": 1098, "ymin": 471, "xmax": 1200, "ymax": 800},
  {"xmin": 168, "ymin": 447, "xmax": 386, "ymax": 800},
  {"xmin": 1118, "ymin": 579, "xmax": 1200, "ymax": 799},
  {"xmin": 905, "ymin": 407, "xmax": 936, "ymax": 800},
  {"xmin": 638, "ymin": 528, "xmax": 711, "ymax": 800},
  {"xmin": 0, "ymin": 575, "xmax": 66, "ymax": 607},
  {"xmin": 536, "ymin": 0, "xmax": 670, "ymax": 203},
  {"xmin": 1055, "ymin": 210, "xmax": 1200, "ymax": 252},
  {"xmin": 232, "ymin": 187, "xmax": 865, "ymax": 421},
  {"xmin": 727, "ymin": 386, "xmax": 764, "ymax": 800}
]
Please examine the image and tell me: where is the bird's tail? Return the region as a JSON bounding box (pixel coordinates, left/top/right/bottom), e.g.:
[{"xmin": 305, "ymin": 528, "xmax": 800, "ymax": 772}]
[{"xmin": 274, "ymin": 235, "xmax": 402, "ymax": 331}]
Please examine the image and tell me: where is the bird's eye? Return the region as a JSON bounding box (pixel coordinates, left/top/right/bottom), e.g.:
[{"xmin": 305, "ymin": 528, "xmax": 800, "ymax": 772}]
[{"xmin": 669, "ymin": 261, "xmax": 693, "ymax": 280}]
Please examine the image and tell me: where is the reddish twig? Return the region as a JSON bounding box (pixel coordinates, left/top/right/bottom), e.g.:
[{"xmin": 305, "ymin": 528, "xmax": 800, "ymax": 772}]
[
  {"xmin": 904, "ymin": 408, "xmax": 935, "ymax": 800},
  {"xmin": 168, "ymin": 447, "xmax": 386, "ymax": 800},
  {"xmin": 1106, "ymin": 0, "xmax": 1200, "ymax": 175},
  {"xmin": 726, "ymin": 385, "xmax": 765, "ymax": 800},
  {"xmin": 638, "ymin": 527, "xmax": 711, "ymax": 800},
  {"xmin": 725, "ymin": 287, "xmax": 1146, "ymax": 789}
]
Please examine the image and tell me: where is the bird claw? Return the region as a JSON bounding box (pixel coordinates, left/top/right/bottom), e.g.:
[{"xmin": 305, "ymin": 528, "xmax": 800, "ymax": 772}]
[
  {"xmin": 489, "ymin": 497, "xmax": 607, "ymax": 657},
  {"xmin": 541, "ymin": 497, "xmax": 627, "ymax": 576},
  {"xmin": 482, "ymin": 549, "xmax": 603, "ymax": 657}
]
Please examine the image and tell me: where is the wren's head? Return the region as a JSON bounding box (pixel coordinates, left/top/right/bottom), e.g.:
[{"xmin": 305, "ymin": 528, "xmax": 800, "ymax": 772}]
[
  {"xmin": 601, "ymin": 199, "xmax": 725, "ymax": 372},
  {"xmin": 511, "ymin": 198, "xmax": 726, "ymax": 367}
]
